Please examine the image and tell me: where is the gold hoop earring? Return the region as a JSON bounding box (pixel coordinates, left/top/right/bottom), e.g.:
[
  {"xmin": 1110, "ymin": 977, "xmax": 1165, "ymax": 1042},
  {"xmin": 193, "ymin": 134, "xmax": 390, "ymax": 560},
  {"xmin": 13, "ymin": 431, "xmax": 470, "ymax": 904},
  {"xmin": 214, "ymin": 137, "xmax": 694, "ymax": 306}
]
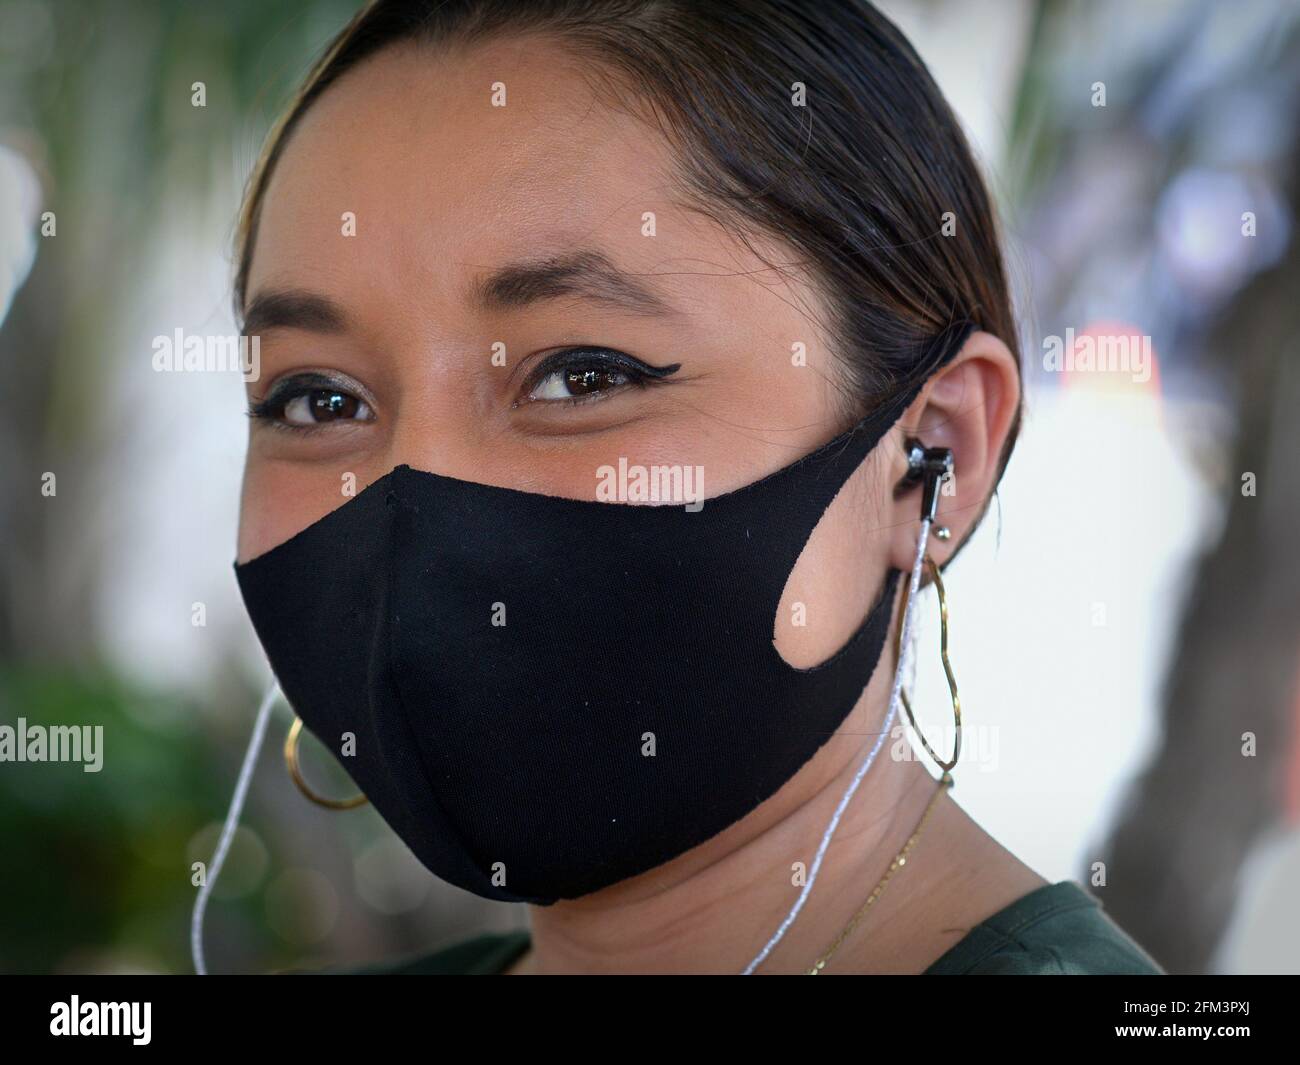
[
  {"xmin": 893, "ymin": 554, "xmax": 962, "ymax": 773},
  {"xmin": 284, "ymin": 716, "xmax": 368, "ymax": 810}
]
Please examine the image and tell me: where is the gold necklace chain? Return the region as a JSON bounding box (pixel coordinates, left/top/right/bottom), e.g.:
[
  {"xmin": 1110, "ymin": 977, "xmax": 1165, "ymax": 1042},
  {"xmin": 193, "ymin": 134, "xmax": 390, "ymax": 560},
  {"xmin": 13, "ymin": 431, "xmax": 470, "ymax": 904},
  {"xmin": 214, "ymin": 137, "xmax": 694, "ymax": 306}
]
[
  {"xmin": 508, "ymin": 772, "xmax": 952, "ymax": 975},
  {"xmin": 806, "ymin": 770, "xmax": 953, "ymax": 974}
]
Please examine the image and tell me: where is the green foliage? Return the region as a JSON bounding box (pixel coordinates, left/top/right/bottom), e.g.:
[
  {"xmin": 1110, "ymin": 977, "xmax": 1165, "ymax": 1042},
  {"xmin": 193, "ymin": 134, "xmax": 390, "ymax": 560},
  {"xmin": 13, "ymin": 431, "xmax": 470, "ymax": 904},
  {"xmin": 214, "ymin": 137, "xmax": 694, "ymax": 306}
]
[{"xmin": 0, "ymin": 664, "xmax": 278, "ymax": 973}]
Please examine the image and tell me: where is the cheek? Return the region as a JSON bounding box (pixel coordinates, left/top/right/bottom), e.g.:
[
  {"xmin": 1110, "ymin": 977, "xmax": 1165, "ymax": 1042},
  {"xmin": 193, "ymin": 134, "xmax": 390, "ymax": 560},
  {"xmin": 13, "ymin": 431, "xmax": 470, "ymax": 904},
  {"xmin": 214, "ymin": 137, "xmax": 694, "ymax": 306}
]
[
  {"xmin": 236, "ymin": 463, "xmax": 287, "ymax": 565},
  {"xmin": 772, "ymin": 461, "xmax": 892, "ymax": 669},
  {"xmin": 236, "ymin": 460, "xmax": 363, "ymax": 563}
]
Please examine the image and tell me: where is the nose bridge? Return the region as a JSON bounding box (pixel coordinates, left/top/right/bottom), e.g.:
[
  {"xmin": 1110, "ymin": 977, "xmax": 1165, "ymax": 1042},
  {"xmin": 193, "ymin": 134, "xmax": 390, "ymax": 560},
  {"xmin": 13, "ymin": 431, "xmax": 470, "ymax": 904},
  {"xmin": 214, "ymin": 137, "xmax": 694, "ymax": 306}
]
[{"xmin": 380, "ymin": 336, "xmax": 498, "ymax": 485}]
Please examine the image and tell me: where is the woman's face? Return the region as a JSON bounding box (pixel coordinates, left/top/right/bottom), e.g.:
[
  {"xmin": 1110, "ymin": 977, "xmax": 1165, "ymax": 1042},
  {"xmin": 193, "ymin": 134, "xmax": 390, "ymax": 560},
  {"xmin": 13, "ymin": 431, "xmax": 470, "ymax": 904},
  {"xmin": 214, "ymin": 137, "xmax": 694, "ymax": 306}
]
[{"xmin": 239, "ymin": 37, "xmax": 897, "ymax": 667}]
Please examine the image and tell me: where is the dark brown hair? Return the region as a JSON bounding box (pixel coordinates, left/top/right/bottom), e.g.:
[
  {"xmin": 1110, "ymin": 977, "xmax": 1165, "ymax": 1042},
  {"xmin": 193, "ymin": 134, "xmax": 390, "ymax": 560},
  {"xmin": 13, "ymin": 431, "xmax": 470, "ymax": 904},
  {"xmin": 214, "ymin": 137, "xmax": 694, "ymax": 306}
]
[{"xmin": 235, "ymin": 0, "xmax": 1022, "ymax": 494}]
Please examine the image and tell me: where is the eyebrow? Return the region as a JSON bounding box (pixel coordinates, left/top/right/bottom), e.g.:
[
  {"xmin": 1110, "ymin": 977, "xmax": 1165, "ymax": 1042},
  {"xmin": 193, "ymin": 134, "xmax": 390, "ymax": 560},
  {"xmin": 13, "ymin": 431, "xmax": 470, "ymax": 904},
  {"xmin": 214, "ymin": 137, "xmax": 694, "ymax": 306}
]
[
  {"xmin": 240, "ymin": 290, "xmax": 348, "ymax": 336},
  {"xmin": 240, "ymin": 248, "xmax": 680, "ymax": 335},
  {"xmin": 468, "ymin": 249, "xmax": 681, "ymax": 318}
]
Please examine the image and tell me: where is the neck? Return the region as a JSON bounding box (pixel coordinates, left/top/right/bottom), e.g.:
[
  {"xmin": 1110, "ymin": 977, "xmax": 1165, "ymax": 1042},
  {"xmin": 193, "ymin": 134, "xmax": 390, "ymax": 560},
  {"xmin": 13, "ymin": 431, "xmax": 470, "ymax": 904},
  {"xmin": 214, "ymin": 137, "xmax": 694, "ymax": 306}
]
[{"xmin": 510, "ymin": 673, "xmax": 952, "ymax": 975}]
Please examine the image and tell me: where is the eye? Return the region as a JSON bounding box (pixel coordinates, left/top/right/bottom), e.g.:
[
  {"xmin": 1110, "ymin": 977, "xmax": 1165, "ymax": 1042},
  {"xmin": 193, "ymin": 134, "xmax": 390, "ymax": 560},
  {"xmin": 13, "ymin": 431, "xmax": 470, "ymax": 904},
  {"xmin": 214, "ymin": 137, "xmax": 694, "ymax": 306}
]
[
  {"xmin": 530, "ymin": 364, "xmax": 630, "ymax": 401},
  {"xmin": 520, "ymin": 347, "xmax": 681, "ymax": 406},
  {"xmin": 249, "ymin": 372, "xmax": 375, "ymax": 429},
  {"xmin": 282, "ymin": 389, "xmax": 369, "ymax": 424}
]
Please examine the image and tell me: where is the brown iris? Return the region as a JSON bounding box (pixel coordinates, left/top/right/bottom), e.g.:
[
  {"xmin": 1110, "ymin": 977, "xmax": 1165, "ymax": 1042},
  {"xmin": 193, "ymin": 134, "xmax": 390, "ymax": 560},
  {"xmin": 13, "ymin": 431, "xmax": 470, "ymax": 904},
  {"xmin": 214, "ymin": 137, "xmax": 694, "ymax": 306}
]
[
  {"xmin": 309, "ymin": 390, "xmax": 362, "ymax": 421},
  {"xmin": 564, "ymin": 366, "xmax": 624, "ymax": 396}
]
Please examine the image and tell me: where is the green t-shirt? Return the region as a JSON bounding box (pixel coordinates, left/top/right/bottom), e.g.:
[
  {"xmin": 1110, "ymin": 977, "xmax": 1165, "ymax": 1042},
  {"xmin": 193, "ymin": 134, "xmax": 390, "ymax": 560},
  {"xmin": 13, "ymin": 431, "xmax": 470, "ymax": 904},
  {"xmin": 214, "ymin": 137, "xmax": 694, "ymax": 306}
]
[{"xmin": 316, "ymin": 880, "xmax": 1164, "ymax": 975}]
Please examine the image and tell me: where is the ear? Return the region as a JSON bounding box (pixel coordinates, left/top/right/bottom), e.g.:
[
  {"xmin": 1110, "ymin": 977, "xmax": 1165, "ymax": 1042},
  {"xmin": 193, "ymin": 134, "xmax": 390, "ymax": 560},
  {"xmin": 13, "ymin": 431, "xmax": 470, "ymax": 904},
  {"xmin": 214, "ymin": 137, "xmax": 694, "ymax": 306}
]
[{"xmin": 885, "ymin": 329, "xmax": 1021, "ymax": 572}]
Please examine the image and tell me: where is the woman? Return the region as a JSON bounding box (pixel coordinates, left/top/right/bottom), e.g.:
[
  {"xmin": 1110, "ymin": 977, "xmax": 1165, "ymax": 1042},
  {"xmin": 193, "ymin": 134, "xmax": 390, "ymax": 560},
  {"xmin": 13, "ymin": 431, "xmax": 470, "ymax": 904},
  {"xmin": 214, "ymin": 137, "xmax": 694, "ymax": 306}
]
[{"xmin": 224, "ymin": 0, "xmax": 1164, "ymax": 974}]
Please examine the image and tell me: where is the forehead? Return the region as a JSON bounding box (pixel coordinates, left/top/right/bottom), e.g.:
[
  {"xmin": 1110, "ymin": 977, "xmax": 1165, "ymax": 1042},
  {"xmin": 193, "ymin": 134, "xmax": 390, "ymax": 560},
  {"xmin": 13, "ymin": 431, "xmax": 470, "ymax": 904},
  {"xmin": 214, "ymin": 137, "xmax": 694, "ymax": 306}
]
[{"xmin": 246, "ymin": 36, "xmax": 698, "ymax": 308}]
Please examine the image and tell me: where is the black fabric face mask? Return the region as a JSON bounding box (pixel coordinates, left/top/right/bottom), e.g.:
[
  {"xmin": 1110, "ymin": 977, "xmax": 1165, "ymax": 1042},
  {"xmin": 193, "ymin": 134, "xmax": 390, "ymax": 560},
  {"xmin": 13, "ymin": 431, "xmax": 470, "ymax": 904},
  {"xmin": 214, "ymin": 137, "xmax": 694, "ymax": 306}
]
[{"xmin": 234, "ymin": 379, "xmax": 930, "ymax": 905}]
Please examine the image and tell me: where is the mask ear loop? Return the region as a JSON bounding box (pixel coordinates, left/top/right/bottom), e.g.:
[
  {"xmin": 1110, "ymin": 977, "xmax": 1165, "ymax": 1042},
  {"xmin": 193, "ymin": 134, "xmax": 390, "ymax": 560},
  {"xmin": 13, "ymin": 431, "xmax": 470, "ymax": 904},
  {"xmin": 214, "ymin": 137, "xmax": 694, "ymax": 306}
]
[
  {"xmin": 191, "ymin": 681, "xmax": 281, "ymax": 975},
  {"xmin": 740, "ymin": 443, "xmax": 951, "ymax": 975}
]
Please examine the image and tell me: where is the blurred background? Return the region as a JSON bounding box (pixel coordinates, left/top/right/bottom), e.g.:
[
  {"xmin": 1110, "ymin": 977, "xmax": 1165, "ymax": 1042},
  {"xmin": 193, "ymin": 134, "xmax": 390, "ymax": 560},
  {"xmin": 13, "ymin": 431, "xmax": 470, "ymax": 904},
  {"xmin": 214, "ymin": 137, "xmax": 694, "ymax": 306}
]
[{"xmin": 0, "ymin": 0, "xmax": 1297, "ymax": 975}]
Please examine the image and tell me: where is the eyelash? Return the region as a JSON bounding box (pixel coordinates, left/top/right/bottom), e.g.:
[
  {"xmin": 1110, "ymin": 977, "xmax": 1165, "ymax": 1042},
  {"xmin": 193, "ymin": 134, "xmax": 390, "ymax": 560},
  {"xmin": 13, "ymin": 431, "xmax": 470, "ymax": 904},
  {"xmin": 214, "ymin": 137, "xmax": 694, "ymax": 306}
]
[
  {"xmin": 246, "ymin": 348, "xmax": 681, "ymax": 432},
  {"xmin": 517, "ymin": 347, "xmax": 681, "ymax": 408},
  {"xmin": 247, "ymin": 371, "xmax": 374, "ymax": 434}
]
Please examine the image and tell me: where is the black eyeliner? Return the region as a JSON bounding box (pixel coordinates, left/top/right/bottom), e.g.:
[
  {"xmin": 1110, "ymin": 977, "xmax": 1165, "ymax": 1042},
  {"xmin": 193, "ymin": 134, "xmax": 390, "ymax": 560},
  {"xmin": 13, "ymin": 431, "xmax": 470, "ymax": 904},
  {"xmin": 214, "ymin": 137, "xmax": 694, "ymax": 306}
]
[
  {"xmin": 523, "ymin": 346, "xmax": 681, "ymax": 394},
  {"xmin": 247, "ymin": 370, "xmax": 364, "ymax": 420}
]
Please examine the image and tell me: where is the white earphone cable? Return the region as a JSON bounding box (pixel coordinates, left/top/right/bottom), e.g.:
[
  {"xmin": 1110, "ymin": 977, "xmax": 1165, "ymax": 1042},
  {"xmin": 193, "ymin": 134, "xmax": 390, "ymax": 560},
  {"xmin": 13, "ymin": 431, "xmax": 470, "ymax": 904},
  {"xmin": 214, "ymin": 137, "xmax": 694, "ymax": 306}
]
[
  {"xmin": 191, "ymin": 681, "xmax": 281, "ymax": 975},
  {"xmin": 740, "ymin": 517, "xmax": 933, "ymax": 974}
]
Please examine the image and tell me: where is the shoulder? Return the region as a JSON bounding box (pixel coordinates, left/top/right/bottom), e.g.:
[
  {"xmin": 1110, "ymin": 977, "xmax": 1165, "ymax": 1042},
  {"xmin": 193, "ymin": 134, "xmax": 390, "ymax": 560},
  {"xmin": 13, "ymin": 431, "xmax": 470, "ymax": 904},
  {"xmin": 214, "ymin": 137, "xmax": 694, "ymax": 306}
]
[
  {"xmin": 289, "ymin": 882, "xmax": 1162, "ymax": 975},
  {"xmin": 924, "ymin": 880, "xmax": 1165, "ymax": 975},
  {"xmin": 299, "ymin": 930, "xmax": 531, "ymax": 975}
]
